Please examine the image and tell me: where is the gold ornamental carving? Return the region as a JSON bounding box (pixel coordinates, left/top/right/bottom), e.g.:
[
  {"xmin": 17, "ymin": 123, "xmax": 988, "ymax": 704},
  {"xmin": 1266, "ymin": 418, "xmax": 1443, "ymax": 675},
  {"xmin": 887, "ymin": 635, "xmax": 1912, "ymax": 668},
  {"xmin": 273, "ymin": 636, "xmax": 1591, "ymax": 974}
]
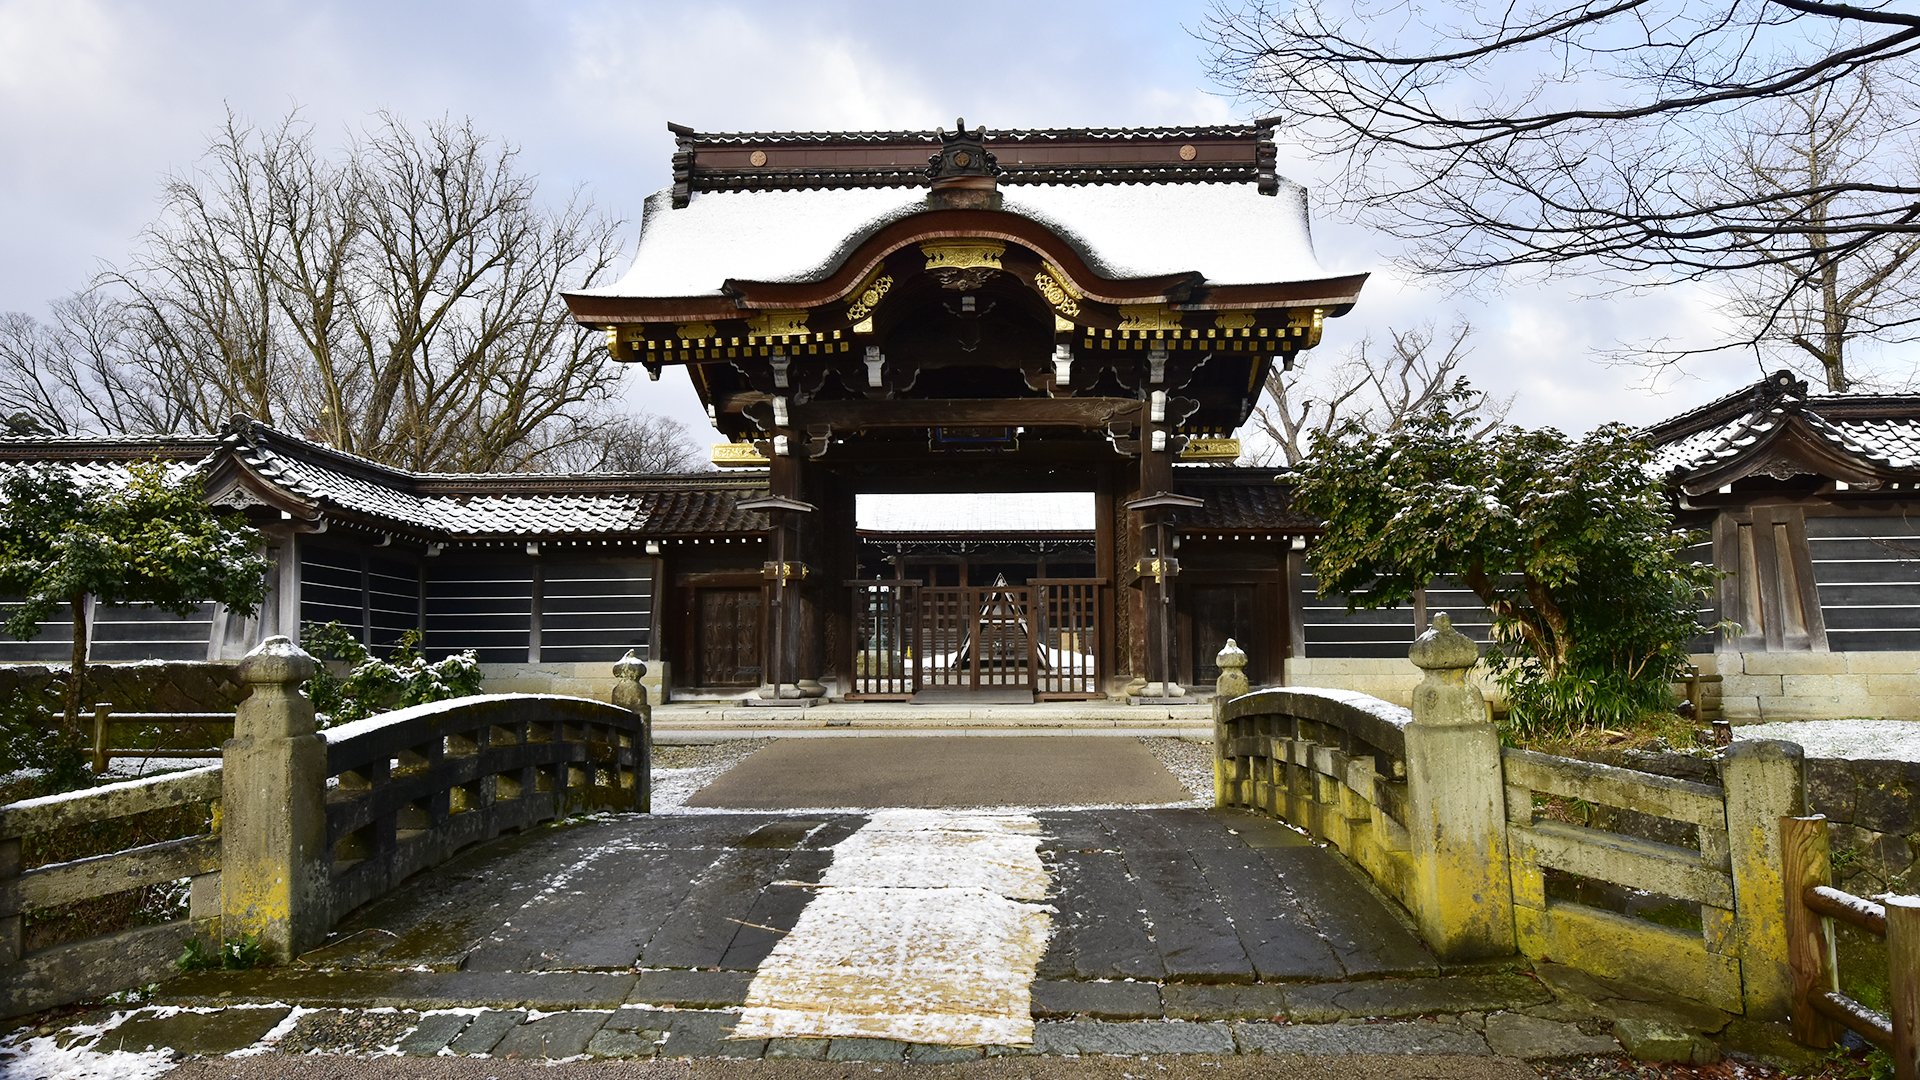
[
  {"xmin": 845, "ymin": 271, "xmax": 894, "ymax": 322},
  {"xmin": 711, "ymin": 442, "xmax": 770, "ymax": 468},
  {"xmin": 675, "ymin": 321, "xmax": 718, "ymax": 340},
  {"xmin": 1178, "ymin": 437, "xmax": 1241, "ymax": 462},
  {"xmin": 1033, "ymin": 266, "xmax": 1081, "ymax": 319},
  {"xmin": 1118, "ymin": 304, "xmax": 1183, "ymax": 332},
  {"xmin": 1213, "ymin": 312, "xmax": 1256, "ymax": 330},
  {"xmin": 921, "ymin": 240, "xmax": 1004, "ymax": 290},
  {"xmin": 747, "ymin": 310, "xmax": 810, "ymax": 337},
  {"xmin": 921, "ymin": 240, "xmax": 1004, "ymax": 272}
]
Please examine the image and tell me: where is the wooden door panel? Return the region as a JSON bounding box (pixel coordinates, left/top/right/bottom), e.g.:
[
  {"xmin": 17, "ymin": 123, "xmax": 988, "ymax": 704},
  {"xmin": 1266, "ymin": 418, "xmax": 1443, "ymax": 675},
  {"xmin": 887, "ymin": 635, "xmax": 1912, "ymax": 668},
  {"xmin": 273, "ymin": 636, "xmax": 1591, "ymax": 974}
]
[{"xmin": 696, "ymin": 587, "xmax": 762, "ymax": 687}]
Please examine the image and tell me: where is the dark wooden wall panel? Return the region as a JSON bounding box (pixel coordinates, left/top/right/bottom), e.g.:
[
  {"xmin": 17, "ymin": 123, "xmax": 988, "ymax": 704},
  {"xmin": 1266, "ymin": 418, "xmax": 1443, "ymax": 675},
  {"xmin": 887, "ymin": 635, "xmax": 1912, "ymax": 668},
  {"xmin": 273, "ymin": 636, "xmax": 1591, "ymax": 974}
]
[{"xmin": 1806, "ymin": 516, "xmax": 1920, "ymax": 651}]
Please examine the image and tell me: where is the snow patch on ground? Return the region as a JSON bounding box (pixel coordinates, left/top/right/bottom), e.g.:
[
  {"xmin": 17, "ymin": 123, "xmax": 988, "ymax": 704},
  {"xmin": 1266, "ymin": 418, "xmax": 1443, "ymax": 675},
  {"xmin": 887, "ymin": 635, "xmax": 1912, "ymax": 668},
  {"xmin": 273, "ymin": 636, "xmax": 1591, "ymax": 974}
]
[
  {"xmin": 1734, "ymin": 718, "xmax": 1920, "ymax": 762},
  {"xmin": 735, "ymin": 809, "xmax": 1052, "ymax": 1047},
  {"xmin": 0, "ymin": 1035, "xmax": 175, "ymax": 1080}
]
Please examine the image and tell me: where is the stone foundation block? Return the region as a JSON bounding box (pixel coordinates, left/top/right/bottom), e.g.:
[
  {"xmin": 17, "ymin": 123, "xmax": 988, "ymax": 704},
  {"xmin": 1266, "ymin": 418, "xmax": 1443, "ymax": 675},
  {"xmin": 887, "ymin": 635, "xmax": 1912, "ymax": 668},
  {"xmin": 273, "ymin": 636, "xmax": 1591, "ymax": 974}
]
[{"xmin": 1741, "ymin": 653, "xmax": 1849, "ymax": 675}]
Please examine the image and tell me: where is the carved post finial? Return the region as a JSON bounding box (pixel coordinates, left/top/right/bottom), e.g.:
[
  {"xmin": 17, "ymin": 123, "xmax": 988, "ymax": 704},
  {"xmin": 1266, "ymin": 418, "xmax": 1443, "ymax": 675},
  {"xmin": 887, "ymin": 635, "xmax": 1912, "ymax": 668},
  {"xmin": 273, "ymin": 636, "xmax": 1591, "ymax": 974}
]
[
  {"xmin": 1215, "ymin": 638, "xmax": 1249, "ymax": 700},
  {"xmin": 236, "ymin": 635, "xmax": 317, "ymax": 740},
  {"xmin": 1409, "ymin": 612, "xmax": 1478, "ymax": 676},
  {"xmin": 612, "ymin": 649, "xmax": 649, "ymax": 712}
]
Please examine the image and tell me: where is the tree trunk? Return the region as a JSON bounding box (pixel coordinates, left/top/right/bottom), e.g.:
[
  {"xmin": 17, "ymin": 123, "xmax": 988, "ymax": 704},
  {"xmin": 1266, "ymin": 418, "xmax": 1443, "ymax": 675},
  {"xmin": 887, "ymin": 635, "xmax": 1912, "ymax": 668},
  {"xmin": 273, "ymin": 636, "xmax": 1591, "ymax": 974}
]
[{"xmin": 64, "ymin": 593, "xmax": 87, "ymax": 735}]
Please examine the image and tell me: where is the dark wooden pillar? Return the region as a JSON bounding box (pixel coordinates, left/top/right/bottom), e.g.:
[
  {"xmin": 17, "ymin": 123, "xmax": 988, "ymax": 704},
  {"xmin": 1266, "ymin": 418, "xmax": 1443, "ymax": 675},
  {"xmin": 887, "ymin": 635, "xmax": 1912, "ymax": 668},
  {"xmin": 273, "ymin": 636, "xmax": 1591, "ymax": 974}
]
[{"xmin": 1094, "ymin": 464, "xmax": 1120, "ymax": 695}]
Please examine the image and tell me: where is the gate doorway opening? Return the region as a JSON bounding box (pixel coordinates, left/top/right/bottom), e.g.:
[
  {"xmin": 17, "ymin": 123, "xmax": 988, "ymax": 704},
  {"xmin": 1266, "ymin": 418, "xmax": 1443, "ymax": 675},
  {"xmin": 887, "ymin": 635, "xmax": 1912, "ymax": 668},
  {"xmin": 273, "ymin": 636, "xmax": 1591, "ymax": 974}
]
[{"xmin": 851, "ymin": 492, "xmax": 1103, "ymax": 702}]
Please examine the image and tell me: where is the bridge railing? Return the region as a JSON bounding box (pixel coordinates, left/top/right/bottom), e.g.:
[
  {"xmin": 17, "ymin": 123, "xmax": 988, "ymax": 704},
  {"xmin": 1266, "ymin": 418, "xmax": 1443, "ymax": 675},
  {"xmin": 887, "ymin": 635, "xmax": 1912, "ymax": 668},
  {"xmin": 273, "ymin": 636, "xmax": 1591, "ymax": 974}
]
[
  {"xmin": 0, "ymin": 638, "xmax": 651, "ymax": 1020},
  {"xmin": 0, "ymin": 766, "xmax": 222, "ymax": 1019},
  {"xmin": 1215, "ymin": 614, "xmax": 1805, "ymax": 1021},
  {"xmin": 323, "ymin": 692, "xmax": 647, "ymax": 925},
  {"xmin": 1216, "ymin": 681, "xmax": 1416, "ymax": 910}
]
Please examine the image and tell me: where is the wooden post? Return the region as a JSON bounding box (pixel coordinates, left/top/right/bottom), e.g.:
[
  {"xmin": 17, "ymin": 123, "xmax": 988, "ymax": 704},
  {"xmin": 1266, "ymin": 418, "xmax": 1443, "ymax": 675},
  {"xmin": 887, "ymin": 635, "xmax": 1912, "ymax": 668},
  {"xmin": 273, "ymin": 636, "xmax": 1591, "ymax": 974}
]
[
  {"xmin": 91, "ymin": 703, "xmax": 111, "ymax": 775},
  {"xmin": 1890, "ymin": 895, "xmax": 1918, "ymax": 1080},
  {"xmin": 1779, "ymin": 815, "xmax": 1842, "ymax": 1048}
]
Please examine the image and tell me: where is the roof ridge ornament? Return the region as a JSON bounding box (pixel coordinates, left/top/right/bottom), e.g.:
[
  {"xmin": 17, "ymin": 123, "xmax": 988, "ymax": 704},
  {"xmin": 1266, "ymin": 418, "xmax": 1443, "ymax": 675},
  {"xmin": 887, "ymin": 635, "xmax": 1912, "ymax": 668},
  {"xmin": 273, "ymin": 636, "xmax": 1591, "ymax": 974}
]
[{"xmin": 927, "ymin": 118, "xmax": 1000, "ymax": 210}]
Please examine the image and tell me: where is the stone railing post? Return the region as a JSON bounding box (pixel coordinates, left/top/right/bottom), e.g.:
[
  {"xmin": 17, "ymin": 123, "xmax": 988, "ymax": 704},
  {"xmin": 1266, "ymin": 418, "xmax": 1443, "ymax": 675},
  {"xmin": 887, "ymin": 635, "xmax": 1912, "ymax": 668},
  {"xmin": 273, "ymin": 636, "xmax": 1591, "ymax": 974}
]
[
  {"xmin": 1404, "ymin": 613, "xmax": 1515, "ymax": 960},
  {"xmin": 1724, "ymin": 738, "xmax": 1805, "ymax": 1020},
  {"xmin": 613, "ymin": 650, "xmax": 653, "ymax": 814},
  {"xmin": 1213, "ymin": 639, "xmax": 1249, "ymax": 807},
  {"xmin": 220, "ymin": 636, "xmax": 329, "ymax": 962}
]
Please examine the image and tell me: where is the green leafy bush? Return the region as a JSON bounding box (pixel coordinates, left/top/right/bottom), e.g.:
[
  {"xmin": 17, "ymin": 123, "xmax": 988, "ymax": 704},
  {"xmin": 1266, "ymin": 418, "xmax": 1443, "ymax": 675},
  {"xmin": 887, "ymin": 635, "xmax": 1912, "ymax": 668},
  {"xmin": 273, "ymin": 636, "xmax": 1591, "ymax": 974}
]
[
  {"xmin": 1294, "ymin": 394, "xmax": 1721, "ymax": 737},
  {"xmin": 0, "ymin": 675, "xmax": 89, "ymax": 793},
  {"xmin": 299, "ymin": 622, "xmax": 484, "ymax": 726}
]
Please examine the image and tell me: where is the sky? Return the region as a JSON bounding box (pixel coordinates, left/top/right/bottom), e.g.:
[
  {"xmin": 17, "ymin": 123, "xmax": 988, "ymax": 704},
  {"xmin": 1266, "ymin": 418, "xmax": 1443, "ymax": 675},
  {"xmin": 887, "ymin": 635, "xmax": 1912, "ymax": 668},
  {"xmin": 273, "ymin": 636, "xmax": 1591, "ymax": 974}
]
[{"xmin": 0, "ymin": 0, "xmax": 1769, "ymax": 448}]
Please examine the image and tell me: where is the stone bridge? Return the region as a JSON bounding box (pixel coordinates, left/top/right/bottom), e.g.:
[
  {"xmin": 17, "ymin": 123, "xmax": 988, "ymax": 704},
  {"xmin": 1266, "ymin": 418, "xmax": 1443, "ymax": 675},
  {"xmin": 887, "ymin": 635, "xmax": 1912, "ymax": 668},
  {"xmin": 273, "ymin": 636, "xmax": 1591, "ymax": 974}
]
[{"xmin": 1, "ymin": 625, "xmax": 1879, "ymax": 1075}]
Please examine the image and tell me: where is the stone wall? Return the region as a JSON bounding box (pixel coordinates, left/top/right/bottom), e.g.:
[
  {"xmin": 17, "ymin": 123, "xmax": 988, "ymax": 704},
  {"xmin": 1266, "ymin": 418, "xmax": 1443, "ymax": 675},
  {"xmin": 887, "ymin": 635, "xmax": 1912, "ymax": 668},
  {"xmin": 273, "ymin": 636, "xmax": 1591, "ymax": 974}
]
[
  {"xmin": 0, "ymin": 662, "xmax": 246, "ymax": 715},
  {"xmin": 1805, "ymin": 755, "xmax": 1919, "ymax": 896},
  {"xmin": 1697, "ymin": 651, "xmax": 1920, "ymax": 722}
]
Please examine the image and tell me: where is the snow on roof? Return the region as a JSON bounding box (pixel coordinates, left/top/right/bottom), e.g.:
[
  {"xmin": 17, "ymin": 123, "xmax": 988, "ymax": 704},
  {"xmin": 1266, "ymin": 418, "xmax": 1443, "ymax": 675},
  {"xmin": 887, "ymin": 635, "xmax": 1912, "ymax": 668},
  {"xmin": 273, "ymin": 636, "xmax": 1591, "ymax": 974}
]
[
  {"xmin": 585, "ymin": 180, "xmax": 1325, "ymax": 300},
  {"xmin": 1643, "ymin": 376, "xmax": 1920, "ymax": 483},
  {"xmin": 856, "ymin": 491, "xmax": 1095, "ymax": 534}
]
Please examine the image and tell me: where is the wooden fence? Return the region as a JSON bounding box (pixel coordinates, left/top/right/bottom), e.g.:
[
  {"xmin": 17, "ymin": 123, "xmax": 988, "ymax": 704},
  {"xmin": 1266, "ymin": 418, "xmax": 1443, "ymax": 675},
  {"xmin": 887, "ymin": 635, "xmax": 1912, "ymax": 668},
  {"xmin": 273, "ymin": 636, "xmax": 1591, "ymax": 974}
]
[{"xmin": 1781, "ymin": 815, "xmax": 1918, "ymax": 1080}]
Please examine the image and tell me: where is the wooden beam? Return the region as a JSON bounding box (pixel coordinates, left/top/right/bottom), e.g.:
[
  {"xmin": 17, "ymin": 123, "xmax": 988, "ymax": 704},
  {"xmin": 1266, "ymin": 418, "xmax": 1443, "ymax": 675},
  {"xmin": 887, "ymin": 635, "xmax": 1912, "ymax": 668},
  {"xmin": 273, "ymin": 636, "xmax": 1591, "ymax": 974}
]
[{"xmin": 785, "ymin": 398, "xmax": 1143, "ymax": 430}]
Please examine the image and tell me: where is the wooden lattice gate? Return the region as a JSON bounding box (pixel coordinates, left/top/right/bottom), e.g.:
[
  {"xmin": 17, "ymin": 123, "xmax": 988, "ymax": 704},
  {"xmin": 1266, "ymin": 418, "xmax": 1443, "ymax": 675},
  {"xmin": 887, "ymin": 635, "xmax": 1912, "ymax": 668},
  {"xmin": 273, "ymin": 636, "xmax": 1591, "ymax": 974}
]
[{"xmin": 848, "ymin": 579, "xmax": 1104, "ymax": 700}]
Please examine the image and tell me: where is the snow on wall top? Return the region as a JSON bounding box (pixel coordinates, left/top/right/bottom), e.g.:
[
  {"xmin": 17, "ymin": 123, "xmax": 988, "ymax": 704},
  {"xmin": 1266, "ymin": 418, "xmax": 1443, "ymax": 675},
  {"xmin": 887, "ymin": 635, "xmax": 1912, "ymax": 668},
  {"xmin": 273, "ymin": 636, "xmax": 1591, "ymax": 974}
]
[{"xmin": 585, "ymin": 180, "xmax": 1326, "ymax": 300}]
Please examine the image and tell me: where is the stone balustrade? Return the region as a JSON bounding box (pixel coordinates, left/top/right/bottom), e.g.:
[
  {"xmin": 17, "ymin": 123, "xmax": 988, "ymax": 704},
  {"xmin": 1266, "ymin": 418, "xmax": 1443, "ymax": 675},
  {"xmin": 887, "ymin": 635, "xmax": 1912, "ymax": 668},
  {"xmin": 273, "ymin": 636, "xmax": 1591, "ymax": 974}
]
[
  {"xmin": 0, "ymin": 638, "xmax": 651, "ymax": 1019},
  {"xmin": 1215, "ymin": 615, "xmax": 1814, "ymax": 1018}
]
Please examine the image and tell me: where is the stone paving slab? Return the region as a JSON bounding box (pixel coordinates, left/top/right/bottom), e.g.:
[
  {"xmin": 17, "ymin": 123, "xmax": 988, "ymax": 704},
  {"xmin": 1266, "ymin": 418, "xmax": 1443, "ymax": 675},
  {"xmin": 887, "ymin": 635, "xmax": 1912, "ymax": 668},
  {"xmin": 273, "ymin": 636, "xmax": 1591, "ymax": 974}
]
[
  {"xmin": 164, "ymin": 969, "xmax": 638, "ymax": 1010},
  {"xmin": 1283, "ymin": 972, "xmax": 1551, "ymax": 1023},
  {"xmin": 492, "ymin": 1010, "xmax": 612, "ymax": 1060},
  {"xmin": 1030, "ymin": 980, "xmax": 1165, "ymax": 1019},
  {"xmin": 1482, "ymin": 1012, "xmax": 1623, "ymax": 1059},
  {"xmin": 447, "ymin": 1009, "xmax": 526, "ymax": 1055},
  {"xmin": 631, "ymin": 969, "xmax": 756, "ymax": 1008},
  {"xmin": 1231, "ymin": 1018, "xmax": 1491, "ymax": 1055},
  {"xmin": 95, "ymin": 1006, "xmax": 291, "ymax": 1057},
  {"xmin": 1034, "ymin": 1020, "xmax": 1239, "ymax": 1055}
]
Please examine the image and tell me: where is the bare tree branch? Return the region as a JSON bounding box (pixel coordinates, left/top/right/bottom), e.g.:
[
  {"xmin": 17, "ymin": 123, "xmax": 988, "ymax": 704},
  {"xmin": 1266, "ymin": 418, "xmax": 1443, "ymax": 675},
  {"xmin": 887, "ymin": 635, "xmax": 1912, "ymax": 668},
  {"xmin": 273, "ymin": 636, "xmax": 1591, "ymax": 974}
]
[{"xmin": 1248, "ymin": 320, "xmax": 1511, "ymax": 466}]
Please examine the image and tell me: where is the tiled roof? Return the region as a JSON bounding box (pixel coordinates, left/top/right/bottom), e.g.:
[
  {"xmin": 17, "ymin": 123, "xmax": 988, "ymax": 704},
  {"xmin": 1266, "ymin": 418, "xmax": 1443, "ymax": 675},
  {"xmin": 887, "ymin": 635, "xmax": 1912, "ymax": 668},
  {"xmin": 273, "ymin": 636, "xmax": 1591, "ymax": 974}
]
[
  {"xmin": 1172, "ymin": 471, "xmax": 1319, "ymax": 532},
  {"xmin": 1641, "ymin": 371, "xmax": 1920, "ymax": 489},
  {"xmin": 0, "ymin": 421, "xmax": 770, "ymax": 539},
  {"xmin": 669, "ymin": 123, "xmax": 1278, "ymax": 199}
]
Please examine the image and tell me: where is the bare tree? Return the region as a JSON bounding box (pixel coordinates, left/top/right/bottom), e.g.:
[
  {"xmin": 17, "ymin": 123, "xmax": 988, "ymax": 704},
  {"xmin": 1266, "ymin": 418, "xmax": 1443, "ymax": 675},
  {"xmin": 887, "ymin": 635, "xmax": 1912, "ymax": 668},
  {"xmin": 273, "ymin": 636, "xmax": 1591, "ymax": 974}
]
[
  {"xmin": 2, "ymin": 108, "xmax": 632, "ymax": 473},
  {"xmin": 1249, "ymin": 320, "xmax": 1511, "ymax": 467},
  {"xmin": 1201, "ymin": 1, "xmax": 1920, "ymax": 288},
  {"xmin": 1710, "ymin": 70, "xmax": 1920, "ymax": 390},
  {"xmin": 541, "ymin": 412, "xmax": 713, "ymax": 473}
]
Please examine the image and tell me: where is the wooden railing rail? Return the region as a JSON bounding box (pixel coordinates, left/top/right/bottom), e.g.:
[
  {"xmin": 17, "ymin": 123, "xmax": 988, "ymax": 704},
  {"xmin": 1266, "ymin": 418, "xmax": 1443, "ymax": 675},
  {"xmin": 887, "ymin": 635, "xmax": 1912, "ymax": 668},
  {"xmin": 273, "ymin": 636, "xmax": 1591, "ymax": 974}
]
[
  {"xmin": 91, "ymin": 704, "xmax": 233, "ymax": 773},
  {"xmin": 0, "ymin": 766, "xmax": 222, "ymax": 1019},
  {"xmin": 1781, "ymin": 815, "xmax": 1918, "ymax": 1080},
  {"xmin": 321, "ymin": 692, "xmax": 647, "ymax": 924}
]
